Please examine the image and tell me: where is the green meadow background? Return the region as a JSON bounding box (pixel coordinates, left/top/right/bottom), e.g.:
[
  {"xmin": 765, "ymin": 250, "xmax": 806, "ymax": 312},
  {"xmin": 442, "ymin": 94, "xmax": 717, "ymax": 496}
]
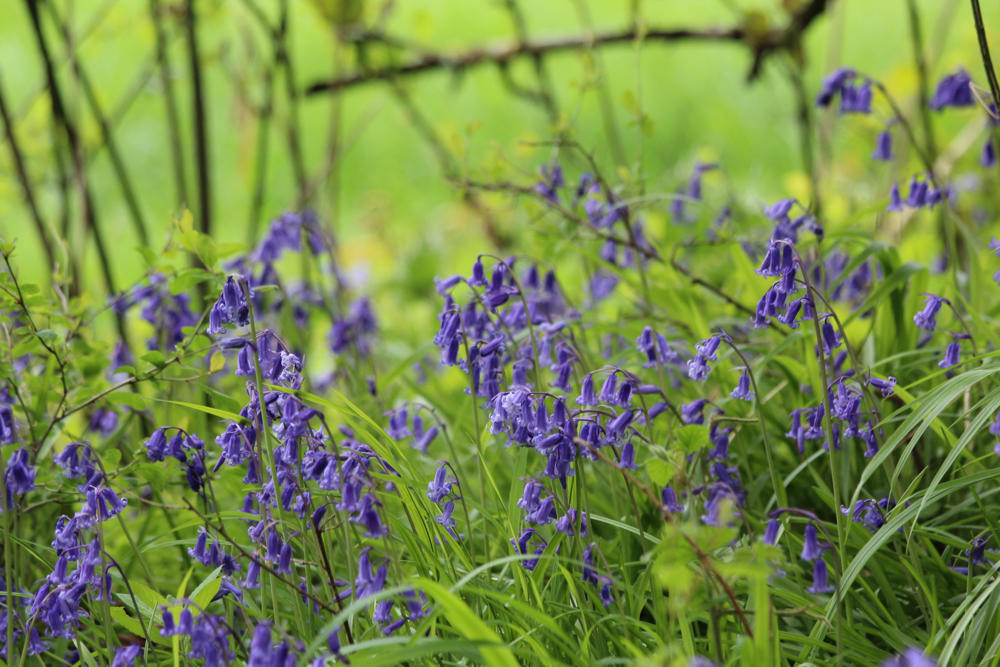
[{"xmin": 0, "ymin": 0, "xmax": 987, "ymax": 312}]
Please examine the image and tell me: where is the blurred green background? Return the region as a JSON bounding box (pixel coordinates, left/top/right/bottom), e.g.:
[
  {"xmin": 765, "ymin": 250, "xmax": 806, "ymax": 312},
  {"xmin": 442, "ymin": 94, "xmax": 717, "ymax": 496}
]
[{"xmin": 0, "ymin": 0, "xmax": 988, "ymax": 296}]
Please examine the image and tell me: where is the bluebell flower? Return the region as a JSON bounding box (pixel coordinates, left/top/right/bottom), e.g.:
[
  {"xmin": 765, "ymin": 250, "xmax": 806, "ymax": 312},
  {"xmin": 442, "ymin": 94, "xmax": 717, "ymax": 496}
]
[
  {"xmin": 887, "ymin": 182, "xmax": 904, "ymax": 212},
  {"xmin": 555, "ymin": 507, "xmax": 585, "ymax": 536},
  {"xmin": 959, "ymin": 534, "xmax": 993, "ymax": 571},
  {"xmin": 636, "ymin": 326, "xmax": 681, "ymax": 367},
  {"xmin": 511, "ymin": 528, "xmax": 546, "ymax": 570},
  {"xmin": 355, "ymin": 548, "xmax": 388, "ymax": 599},
  {"xmin": 352, "ymin": 493, "xmax": 388, "ymax": 538},
  {"xmin": 820, "ymin": 319, "xmax": 842, "ymax": 355},
  {"xmin": 688, "ymin": 657, "xmax": 721, "ymax": 667},
  {"xmin": 3, "ymin": 447, "xmax": 35, "ymax": 510},
  {"xmin": 0, "ymin": 404, "xmax": 15, "ymax": 444},
  {"xmin": 671, "ymin": 163, "xmax": 717, "ymax": 222},
  {"xmin": 329, "ymin": 297, "xmax": 378, "ymax": 358},
  {"xmin": 764, "ymin": 518, "xmax": 781, "ymax": 545},
  {"xmin": 243, "ymin": 559, "xmax": 261, "ymax": 590},
  {"xmin": 816, "ymin": 67, "xmax": 856, "ymax": 107},
  {"xmin": 525, "ymin": 496, "xmax": 556, "ymax": 525},
  {"xmin": 708, "ymin": 422, "xmax": 731, "ymax": 459},
  {"xmin": 800, "ymin": 524, "xmax": 824, "ymax": 561},
  {"xmin": 939, "ymin": 341, "xmax": 961, "ymax": 369},
  {"xmin": 872, "ymin": 129, "xmax": 893, "ymax": 161},
  {"xmin": 681, "ymin": 399, "xmax": 708, "ymax": 425},
  {"xmin": 688, "ymin": 334, "xmax": 726, "ymax": 381},
  {"xmin": 373, "ymin": 599, "xmax": 394, "ymax": 625},
  {"xmin": 207, "ymin": 275, "xmax": 250, "ymax": 335},
  {"xmin": 839, "ymin": 80, "xmax": 872, "ymax": 114},
  {"xmin": 576, "ymin": 372, "xmax": 598, "ymax": 407},
  {"xmin": 880, "ymin": 647, "xmax": 937, "ymax": 667},
  {"xmin": 730, "ymin": 368, "xmax": 754, "ymax": 401},
  {"xmin": 913, "ymin": 294, "xmax": 946, "ymax": 331},
  {"xmin": 648, "ymin": 401, "xmax": 671, "ymax": 420},
  {"xmin": 618, "ymin": 440, "xmax": 638, "ymax": 469},
  {"xmin": 605, "ymin": 409, "xmax": 634, "ymax": 441},
  {"xmin": 662, "ymin": 486, "xmax": 684, "ymax": 513},
  {"xmin": 598, "ymin": 373, "xmax": 618, "ymax": 404},
  {"xmin": 427, "ymin": 464, "xmax": 455, "ymax": 503},
  {"xmin": 574, "ymin": 172, "xmax": 595, "ymax": 203},
  {"xmin": 413, "ymin": 424, "xmax": 440, "ymax": 453},
  {"xmin": 841, "ymin": 497, "xmax": 894, "ymax": 532},
  {"xmin": 247, "ymin": 623, "xmax": 289, "ymax": 667},
  {"xmin": 277, "ymin": 543, "xmax": 293, "ymax": 574},
  {"xmin": 982, "ymin": 137, "xmax": 996, "ymax": 168},
  {"xmin": 582, "ymin": 542, "xmax": 614, "ymax": 605},
  {"xmin": 928, "ymin": 68, "xmax": 974, "ymax": 110},
  {"xmin": 807, "ymin": 559, "xmax": 834, "ymax": 594},
  {"xmin": 87, "ymin": 408, "xmax": 118, "ymax": 437},
  {"xmin": 868, "ymin": 375, "xmax": 896, "ymax": 398},
  {"xmin": 785, "ymin": 409, "xmax": 807, "ymax": 453},
  {"xmin": 534, "ymin": 163, "xmax": 565, "ymax": 202},
  {"xmin": 905, "ymin": 175, "xmax": 929, "ymax": 208},
  {"xmin": 701, "ymin": 487, "xmax": 738, "ymax": 527},
  {"xmin": 54, "ymin": 442, "xmax": 100, "ymax": 489},
  {"xmin": 588, "ymin": 270, "xmax": 619, "ymax": 302},
  {"xmin": 599, "ymin": 584, "xmax": 614, "ymax": 607},
  {"xmin": 757, "ymin": 239, "xmax": 795, "ymax": 277},
  {"xmin": 386, "ymin": 406, "xmax": 410, "ymax": 440}
]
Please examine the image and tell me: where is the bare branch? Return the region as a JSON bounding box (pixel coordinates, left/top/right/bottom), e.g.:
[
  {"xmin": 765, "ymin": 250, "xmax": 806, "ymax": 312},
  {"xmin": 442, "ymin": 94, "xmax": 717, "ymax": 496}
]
[{"xmin": 305, "ymin": 2, "xmax": 829, "ymax": 96}]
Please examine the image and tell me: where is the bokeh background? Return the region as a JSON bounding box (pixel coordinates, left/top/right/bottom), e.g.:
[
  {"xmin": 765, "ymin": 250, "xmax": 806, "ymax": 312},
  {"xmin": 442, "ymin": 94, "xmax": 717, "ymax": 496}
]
[{"xmin": 0, "ymin": 0, "xmax": 989, "ymax": 310}]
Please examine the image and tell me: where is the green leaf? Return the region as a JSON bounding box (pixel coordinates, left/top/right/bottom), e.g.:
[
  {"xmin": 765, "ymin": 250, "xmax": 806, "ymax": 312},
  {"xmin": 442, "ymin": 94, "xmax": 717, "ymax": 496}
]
[
  {"xmin": 168, "ymin": 268, "xmax": 214, "ymax": 295},
  {"xmin": 109, "ymin": 606, "xmax": 162, "ymax": 643},
  {"xmin": 190, "ymin": 567, "xmax": 223, "ymax": 609},
  {"xmin": 141, "ymin": 350, "xmax": 167, "ymax": 367},
  {"xmin": 647, "ymin": 457, "xmax": 675, "ymax": 487},
  {"xmin": 136, "ymin": 245, "xmax": 159, "ymax": 268},
  {"xmin": 149, "ymin": 398, "xmax": 248, "ymax": 424},
  {"xmin": 675, "ymin": 425, "xmax": 709, "ymax": 454},
  {"xmin": 415, "ymin": 579, "xmax": 520, "ymax": 667}
]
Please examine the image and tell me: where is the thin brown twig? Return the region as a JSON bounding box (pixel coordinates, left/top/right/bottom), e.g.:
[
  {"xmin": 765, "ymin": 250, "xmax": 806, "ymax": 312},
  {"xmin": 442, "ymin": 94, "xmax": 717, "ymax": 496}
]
[
  {"xmin": 150, "ymin": 0, "xmax": 190, "ymax": 208},
  {"xmin": 581, "ymin": 439, "xmax": 755, "ymax": 638},
  {"xmin": 0, "ymin": 71, "xmax": 58, "ymax": 276},
  {"xmin": 306, "ymin": 2, "xmax": 829, "ymax": 96},
  {"xmin": 45, "ymin": 0, "xmax": 150, "ymax": 247}
]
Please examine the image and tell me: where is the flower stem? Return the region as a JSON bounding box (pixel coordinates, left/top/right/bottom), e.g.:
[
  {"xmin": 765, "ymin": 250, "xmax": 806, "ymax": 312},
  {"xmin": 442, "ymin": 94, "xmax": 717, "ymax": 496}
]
[{"xmin": 722, "ymin": 340, "xmax": 788, "ymax": 511}]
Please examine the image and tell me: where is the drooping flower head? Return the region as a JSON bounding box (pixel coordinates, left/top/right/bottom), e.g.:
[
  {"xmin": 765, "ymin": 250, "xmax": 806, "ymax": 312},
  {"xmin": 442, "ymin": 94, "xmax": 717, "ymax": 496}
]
[
  {"xmin": 913, "ymin": 294, "xmax": 946, "ymax": 331},
  {"xmin": 928, "ymin": 68, "xmax": 974, "ymax": 110},
  {"xmin": 207, "ymin": 275, "xmax": 251, "ymax": 335}
]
